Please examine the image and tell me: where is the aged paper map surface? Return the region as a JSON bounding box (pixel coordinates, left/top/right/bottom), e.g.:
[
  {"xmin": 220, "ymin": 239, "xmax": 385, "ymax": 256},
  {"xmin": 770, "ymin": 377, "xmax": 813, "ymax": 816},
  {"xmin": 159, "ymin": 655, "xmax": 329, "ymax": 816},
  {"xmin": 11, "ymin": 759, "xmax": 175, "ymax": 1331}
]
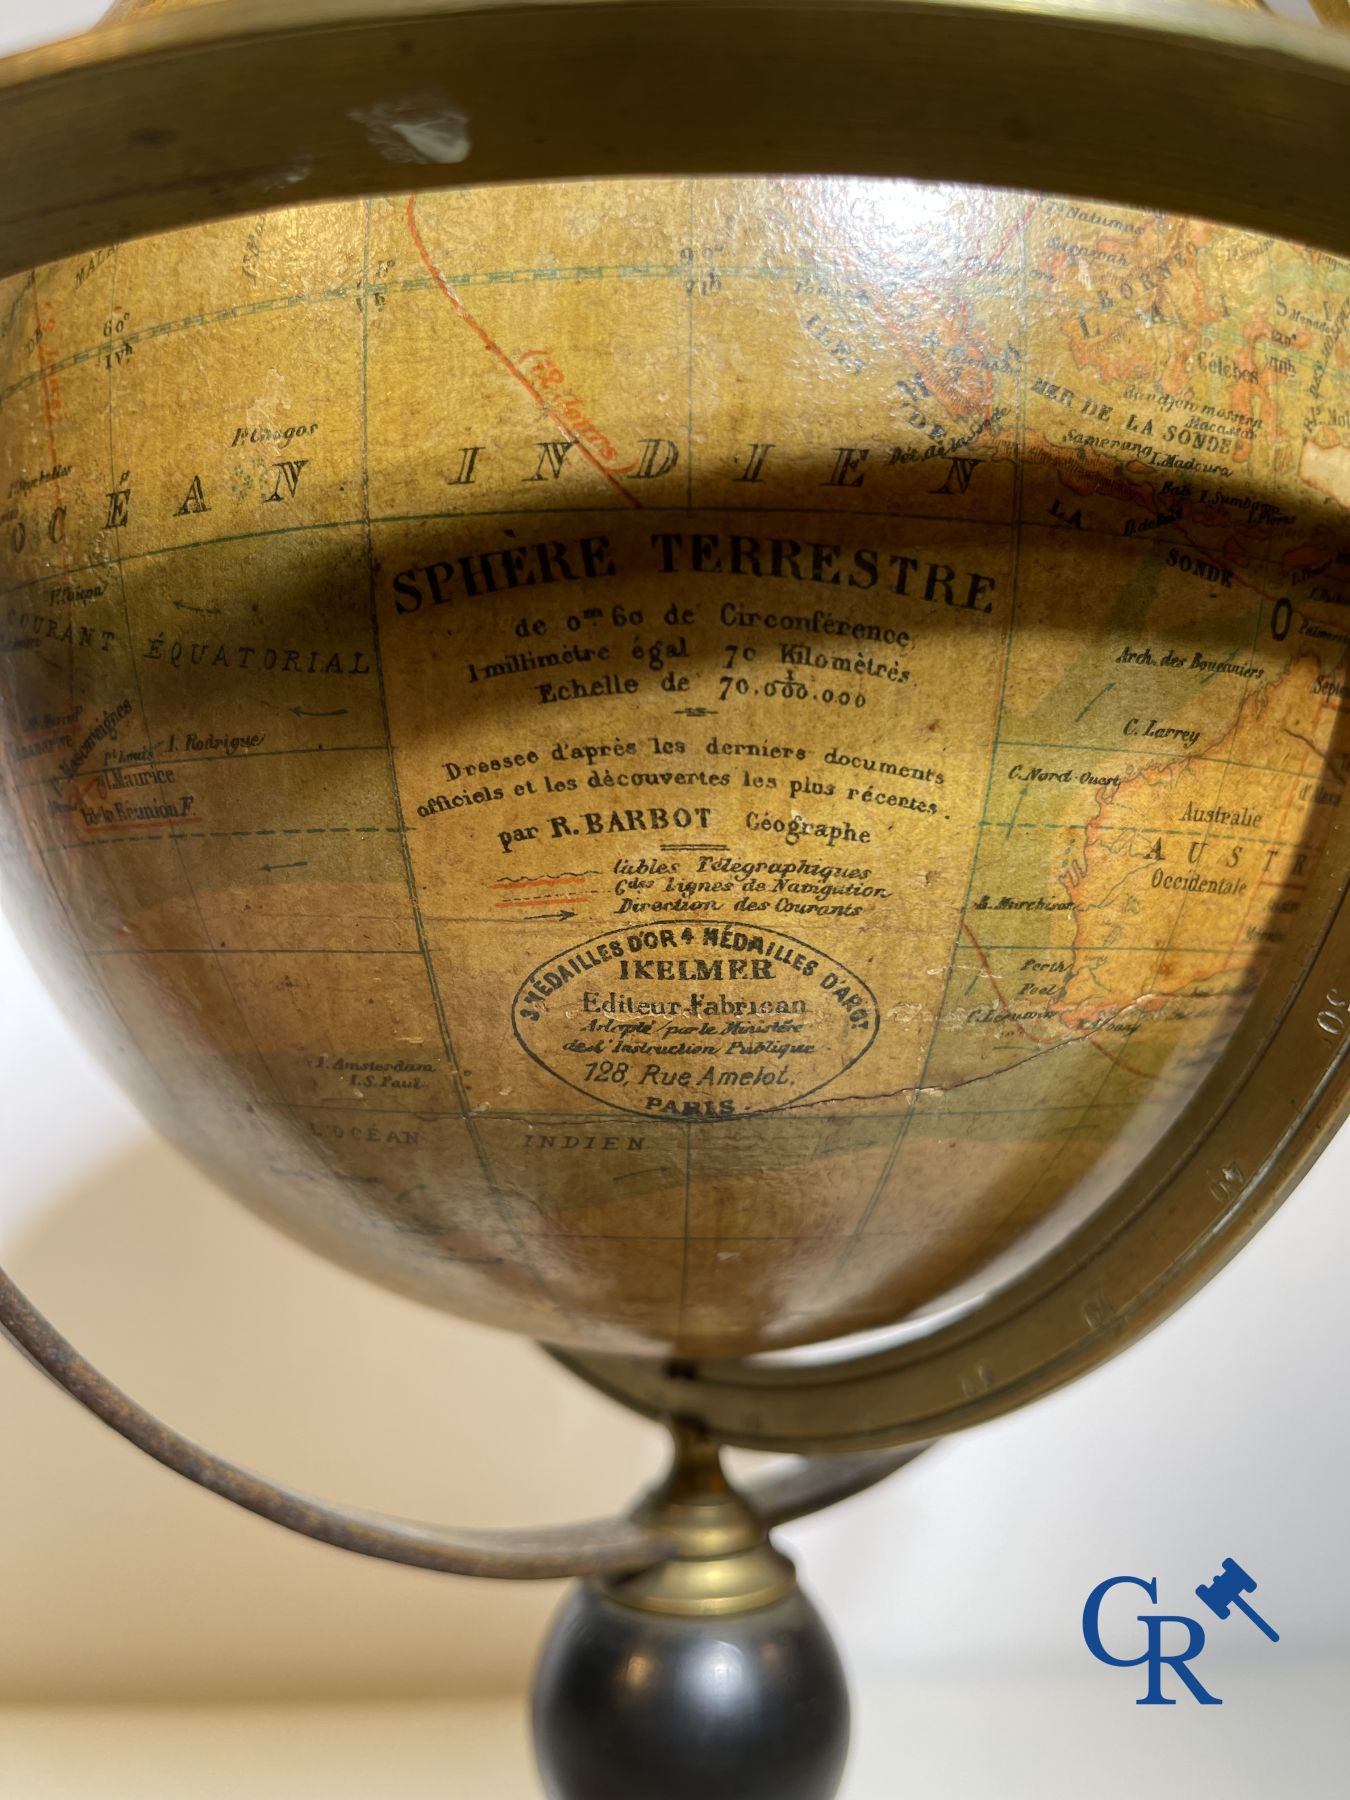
[{"xmin": 2, "ymin": 177, "xmax": 1348, "ymax": 1354}]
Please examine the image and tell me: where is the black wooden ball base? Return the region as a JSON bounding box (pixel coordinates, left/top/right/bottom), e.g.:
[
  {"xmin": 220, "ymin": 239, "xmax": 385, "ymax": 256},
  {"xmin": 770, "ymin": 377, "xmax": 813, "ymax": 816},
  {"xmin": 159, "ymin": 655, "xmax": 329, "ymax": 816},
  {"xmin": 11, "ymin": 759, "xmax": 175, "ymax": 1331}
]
[{"xmin": 531, "ymin": 1578, "xmax": 851, "ymax": 1800}]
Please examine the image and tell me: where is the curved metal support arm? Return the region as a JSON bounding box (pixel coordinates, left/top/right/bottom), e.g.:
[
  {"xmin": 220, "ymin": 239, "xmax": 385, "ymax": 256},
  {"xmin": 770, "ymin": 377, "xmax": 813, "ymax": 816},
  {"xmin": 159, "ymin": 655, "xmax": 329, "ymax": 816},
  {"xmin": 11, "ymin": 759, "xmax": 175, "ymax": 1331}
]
[
  {"xmin": 745, "ymin": 1442, "xmax": 931, "ymax": 1525},
  {"xmin": 0, "ymin": 1262, "xmax": 917, "ymax": 1579}
]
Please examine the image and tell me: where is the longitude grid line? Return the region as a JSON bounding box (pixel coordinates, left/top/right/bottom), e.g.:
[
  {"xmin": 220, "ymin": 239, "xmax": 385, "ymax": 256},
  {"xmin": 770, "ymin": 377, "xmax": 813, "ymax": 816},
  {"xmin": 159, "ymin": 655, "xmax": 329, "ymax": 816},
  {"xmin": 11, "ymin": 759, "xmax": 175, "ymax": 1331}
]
[
  {"xmin": 1059, "ymin": 228, "xmax": 1328, "ymax": 1153},
  {"xmin": 12, "ymin": 263, "xmax": 184, "ymax": 1113},
  {"xmin": 836, "ymin": 219, "xmax": 1322, "ymax": 1275},
  {"xmin": 355, "ymin": 198, "xmax": 559, "ymax": 1319},
  {"xmin": 95, "ymin": 245, "xmax": 311, "ymax": 1139},
  {"xmin": 1013, "ymin": 577, "xmax": 1298, "ymax": 1226},
  {"xmin": 828, "ymin": 205, "xmax": 1037, "ymax": 1278},
  {"xmin": 676, "ymin": 177, "xmax": 697, "ymax": 1340},
  {"xmin": 889, "ymin": 635, "xmax": 1282, "ymax": 1256}
]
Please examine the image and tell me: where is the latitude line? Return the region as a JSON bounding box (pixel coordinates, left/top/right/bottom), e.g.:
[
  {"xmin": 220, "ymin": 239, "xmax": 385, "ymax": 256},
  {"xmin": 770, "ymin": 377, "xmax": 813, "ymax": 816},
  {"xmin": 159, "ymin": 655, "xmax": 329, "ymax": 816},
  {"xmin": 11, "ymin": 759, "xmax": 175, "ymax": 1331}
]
[
  {"xmin": 9, "ymin": 740, "xmax": 391, "ymax": 799},
  {"xmin": 2, "ymin": 499, "xmax": 1343, "ymax": 610},
  {"xmin": 0, "ymin": 261, "xmax": 1030, "ymax": 413},
  {"xmin": 239, "ymin": 1095, "xmax": 1167, "ymax": 1121},
  {"xmin": 996, "ymin": 739, "xmax": 1309, "ymax": 781},
  {"xmin": 900, "ymin": 941, "xmax": 1284, "ymax": 955},
  {"xmin": 88, "ymin": 945, "xmax": 425, "ymax": 958},
  {"xmin": 25, "ymin": 824, "xmax": 408, "ymax": 855},
  {"xmin": 9, "ymin": 719, "xmax": 1322, "ymax": 803}
]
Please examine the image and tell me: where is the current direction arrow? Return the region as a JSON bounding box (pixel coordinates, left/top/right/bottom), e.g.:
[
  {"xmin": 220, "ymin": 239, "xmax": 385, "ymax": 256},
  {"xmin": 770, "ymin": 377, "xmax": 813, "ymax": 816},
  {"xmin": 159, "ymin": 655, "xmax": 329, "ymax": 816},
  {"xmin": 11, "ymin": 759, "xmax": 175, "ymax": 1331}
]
[{"xmin": 434, "ymin": 907, "xmax": 579, "ymax": 925}]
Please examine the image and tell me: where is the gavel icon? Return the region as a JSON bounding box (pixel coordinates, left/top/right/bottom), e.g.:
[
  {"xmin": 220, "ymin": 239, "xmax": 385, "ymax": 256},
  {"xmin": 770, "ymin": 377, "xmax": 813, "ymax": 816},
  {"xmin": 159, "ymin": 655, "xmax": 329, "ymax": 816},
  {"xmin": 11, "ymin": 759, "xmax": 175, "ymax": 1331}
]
[{"xmin": 1195, "ymin": 1559, "xmax": 1280, "ymax": 1642}]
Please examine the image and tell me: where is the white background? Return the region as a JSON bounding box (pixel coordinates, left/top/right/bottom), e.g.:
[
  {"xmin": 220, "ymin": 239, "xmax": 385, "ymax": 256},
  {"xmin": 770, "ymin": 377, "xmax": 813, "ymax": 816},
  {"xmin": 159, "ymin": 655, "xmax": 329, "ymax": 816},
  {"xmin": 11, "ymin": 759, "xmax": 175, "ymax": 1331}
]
[{"xmin": 1, "ymin": 2, "xmax": 1347, "ymax": 1795}]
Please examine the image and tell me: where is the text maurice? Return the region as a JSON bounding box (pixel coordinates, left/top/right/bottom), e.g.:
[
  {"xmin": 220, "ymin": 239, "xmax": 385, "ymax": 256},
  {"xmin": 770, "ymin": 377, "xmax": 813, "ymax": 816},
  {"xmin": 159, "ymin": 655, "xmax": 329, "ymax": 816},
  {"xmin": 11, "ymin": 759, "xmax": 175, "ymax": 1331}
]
[{"xmin": 390, "ymin": 532, "xmax": 1000, "ymax": 616}]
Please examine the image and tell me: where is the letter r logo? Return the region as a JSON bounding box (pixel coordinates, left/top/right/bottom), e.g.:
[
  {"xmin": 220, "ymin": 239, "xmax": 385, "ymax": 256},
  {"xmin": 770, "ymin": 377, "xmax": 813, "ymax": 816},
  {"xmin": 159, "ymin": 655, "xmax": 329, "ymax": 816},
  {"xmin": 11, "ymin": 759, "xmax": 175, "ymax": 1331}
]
[{"xmin": 1082, "ymin": 1575, "xmax": 1221, "ymax": 1705}]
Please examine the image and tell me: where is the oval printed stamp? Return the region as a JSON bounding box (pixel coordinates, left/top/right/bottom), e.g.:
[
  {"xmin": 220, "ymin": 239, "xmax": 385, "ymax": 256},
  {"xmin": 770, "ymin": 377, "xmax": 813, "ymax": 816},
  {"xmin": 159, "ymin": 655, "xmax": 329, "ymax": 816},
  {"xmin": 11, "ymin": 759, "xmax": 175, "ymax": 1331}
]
[{"xmin": 512, "ymin": 923, "xmax": 879, "ymax": 1120}]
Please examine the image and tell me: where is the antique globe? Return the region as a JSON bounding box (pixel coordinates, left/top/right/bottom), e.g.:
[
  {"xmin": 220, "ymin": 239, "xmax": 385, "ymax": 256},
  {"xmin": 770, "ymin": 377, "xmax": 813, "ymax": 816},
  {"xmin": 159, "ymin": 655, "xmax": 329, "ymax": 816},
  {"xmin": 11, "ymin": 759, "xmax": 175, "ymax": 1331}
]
[{"xmin": 1, "ymin": 0, "xmax": 1347, "ymax": 1794}]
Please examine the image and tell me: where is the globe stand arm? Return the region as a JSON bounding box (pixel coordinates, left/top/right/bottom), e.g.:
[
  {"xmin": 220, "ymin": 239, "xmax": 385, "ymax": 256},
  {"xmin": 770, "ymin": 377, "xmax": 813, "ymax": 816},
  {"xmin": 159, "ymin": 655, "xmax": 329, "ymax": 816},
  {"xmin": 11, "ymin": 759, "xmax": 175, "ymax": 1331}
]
[
  {"xmin": 2, "ymin": 1256, "xmax": 919, "ymax": 1800},
  {"xmin": 0, "ymin": 1258, "xmax": 918, "ymax": 1579}
]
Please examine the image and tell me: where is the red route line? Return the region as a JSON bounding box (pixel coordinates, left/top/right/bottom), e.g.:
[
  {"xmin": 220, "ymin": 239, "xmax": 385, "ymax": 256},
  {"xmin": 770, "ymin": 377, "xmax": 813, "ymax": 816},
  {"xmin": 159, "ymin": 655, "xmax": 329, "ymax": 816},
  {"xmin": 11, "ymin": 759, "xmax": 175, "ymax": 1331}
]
[
  {"xmin": 48, "ymin": 770, "xmax": 106, "ymax": 814},
  {"xmin": 52, "ymin": 766, "xmax": 184, "ymax": 821},
  {"xmin": 404, "ymin": 196, "xmax": 642, "ymax": 511},
  {"xmin": 12, "ymin": 720, "xmax": 77, "ymax": 746},
  {"xmin": 983, "ymin": 198, "xmax": 1039, "ymax": 272}
]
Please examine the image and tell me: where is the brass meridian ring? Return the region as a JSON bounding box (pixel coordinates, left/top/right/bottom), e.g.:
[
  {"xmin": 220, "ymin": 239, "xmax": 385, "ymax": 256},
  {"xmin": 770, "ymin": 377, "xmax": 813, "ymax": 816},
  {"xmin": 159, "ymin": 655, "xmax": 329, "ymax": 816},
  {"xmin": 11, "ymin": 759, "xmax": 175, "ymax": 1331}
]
[
  {"xmin": 0, "ymin": 0, "xmax": 1346, "ymax": 283},
  {"xmin": 1, "ymin": 0, "xmax": 1348, "ymax": 1530}
]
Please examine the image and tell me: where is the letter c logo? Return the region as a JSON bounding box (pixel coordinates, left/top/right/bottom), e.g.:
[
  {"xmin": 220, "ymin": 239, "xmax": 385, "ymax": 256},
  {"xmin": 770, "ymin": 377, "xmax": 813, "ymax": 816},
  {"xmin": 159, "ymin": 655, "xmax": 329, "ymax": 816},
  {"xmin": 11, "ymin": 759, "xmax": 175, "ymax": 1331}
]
[{"xmin": 1082, "ymin": 1574, "xmax": 1158, "ymax": 1666}]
